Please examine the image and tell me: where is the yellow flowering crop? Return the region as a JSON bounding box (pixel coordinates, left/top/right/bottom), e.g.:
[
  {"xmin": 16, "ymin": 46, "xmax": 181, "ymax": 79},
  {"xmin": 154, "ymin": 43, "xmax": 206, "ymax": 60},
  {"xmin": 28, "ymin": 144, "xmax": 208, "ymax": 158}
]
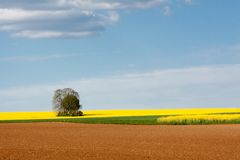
[
  {"xmin": 0, "ymin": 108, "xmax": 240, "ymax": 121},
  {"xmin": 157, "ymin": 114, "xmax": 240, "ymax": 124}
]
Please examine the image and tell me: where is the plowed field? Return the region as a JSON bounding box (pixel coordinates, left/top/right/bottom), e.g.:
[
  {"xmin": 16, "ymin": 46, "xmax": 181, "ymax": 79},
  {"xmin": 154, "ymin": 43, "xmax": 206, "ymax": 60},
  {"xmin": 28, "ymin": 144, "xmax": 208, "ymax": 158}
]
[{"xmin": 0, "ymin": 123, "xmax": 239, "ymax": 160}]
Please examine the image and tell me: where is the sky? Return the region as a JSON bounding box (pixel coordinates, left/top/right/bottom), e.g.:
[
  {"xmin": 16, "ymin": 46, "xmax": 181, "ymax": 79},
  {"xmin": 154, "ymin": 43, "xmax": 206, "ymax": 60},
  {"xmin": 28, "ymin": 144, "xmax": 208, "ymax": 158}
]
[{"xmin": 0, "ymin": 0, "xmax": 240, "ymax": 111}]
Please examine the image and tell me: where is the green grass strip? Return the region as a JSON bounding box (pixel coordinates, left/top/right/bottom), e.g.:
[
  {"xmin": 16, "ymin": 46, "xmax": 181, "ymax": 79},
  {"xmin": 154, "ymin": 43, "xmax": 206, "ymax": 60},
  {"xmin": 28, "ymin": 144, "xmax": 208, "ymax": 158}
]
[
  {"xmin": 0, "ymin": 115, "xmax": 162, "ymax": 125},
  {"xmin": 2, "ymin": 115, "xmax": 240, "ymax": 125}
]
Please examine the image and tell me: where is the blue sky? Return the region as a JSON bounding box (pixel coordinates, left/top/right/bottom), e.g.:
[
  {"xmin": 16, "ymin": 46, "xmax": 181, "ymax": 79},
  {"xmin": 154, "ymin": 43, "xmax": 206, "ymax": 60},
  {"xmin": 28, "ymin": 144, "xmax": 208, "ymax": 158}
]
[{"xmin": 0, "ymin": 0, "xmax": 240, "ymax": 111}]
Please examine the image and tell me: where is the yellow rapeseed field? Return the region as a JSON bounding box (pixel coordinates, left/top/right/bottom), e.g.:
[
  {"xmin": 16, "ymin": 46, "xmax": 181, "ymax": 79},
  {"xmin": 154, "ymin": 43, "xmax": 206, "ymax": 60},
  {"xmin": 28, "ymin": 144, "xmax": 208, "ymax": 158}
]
[
  {"xmin": 158, "ymin": 114, "xmax": 240, "ymax": 124},
  {"xmin": 0, "ymin": 108, "xmax": 240, "ymax": 120}
]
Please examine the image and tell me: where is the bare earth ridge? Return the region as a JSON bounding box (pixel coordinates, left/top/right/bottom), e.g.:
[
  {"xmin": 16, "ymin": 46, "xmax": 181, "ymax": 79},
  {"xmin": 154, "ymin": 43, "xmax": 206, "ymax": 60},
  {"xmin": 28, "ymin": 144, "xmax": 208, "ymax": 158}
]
[{"xmin": 0, "ymin": 123, "xmax": 239, "ymax": 160}]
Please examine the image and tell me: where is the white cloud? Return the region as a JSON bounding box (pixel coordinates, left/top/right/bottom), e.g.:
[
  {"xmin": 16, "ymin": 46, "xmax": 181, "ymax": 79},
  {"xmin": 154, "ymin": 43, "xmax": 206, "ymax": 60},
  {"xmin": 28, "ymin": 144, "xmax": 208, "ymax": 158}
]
[
  {"xmin": 12, "ymin": 30, "xmax": 95, "ymax": 38},
  {"xmin": 0, "ymin": 0, "xmax": 191, "ymax": 39},
  {"xmin": 0, "ymin": 64, "xmax": 239, "ymax": 111},
  {"xmin": 0, "ymin": 9, "xmax": 70, "ymax": 21},
  {"xmin": 0, "ymin": 8, "xmax": 113, "ymax": 38},
  {"xmin": 56, "ymin": 0, "xmax": 168, "ymax": 10}
]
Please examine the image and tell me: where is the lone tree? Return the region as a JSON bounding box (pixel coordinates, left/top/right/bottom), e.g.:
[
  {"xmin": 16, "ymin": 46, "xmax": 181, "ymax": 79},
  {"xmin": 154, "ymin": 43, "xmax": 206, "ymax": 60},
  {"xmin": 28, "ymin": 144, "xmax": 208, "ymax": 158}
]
[{"xmin": 52, "ymin": 88, "xmax": 83, "ymax": 116}]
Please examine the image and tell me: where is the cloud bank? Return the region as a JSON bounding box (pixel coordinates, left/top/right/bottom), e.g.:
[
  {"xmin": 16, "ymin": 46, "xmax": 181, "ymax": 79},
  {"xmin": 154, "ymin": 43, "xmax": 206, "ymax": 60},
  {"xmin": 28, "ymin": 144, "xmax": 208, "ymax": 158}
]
[
  {"xmin": 0, "ymin": 64, "xmax": 239, "ymax": 111},
  {"xmin": 0, "ymin": 0, "xmax": 190, "ymax": 38}
]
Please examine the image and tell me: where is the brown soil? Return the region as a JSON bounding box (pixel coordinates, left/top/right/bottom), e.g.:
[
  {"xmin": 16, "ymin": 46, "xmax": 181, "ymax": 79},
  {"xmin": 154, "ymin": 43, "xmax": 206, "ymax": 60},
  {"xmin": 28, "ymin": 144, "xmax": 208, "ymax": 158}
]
[{"xmin": 0, "ymin": 123, "xmax": 240, "ymax": 160}]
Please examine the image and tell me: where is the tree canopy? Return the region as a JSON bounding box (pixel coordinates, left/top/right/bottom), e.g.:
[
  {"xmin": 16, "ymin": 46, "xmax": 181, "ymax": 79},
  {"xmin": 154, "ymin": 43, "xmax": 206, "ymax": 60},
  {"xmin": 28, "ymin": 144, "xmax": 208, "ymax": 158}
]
[{"xmin": 52, "ymin": 88, "xmax": 83, "ymax": 116}]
